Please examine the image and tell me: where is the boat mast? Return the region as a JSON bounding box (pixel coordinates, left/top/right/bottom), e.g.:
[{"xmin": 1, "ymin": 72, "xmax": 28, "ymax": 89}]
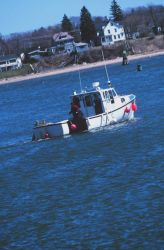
[
  {"xmin": 101, "ymin": 49, "xmax": 110, "ymax": 83},
  {"xmin": 78, "ymin": 67, "xmax": 83, "ymax": 92}
]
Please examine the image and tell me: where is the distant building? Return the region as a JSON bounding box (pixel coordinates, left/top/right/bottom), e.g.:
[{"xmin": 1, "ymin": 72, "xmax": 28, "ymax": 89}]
[
  {"xmin": 0, "ymin": 55, "xmax": 22, "ymax": 72},
  {"xmin": 28, "ymin": 49, "xmax": 50, "ymax": 61},
  {"xmin": 100, "ymin": 21, "xmax": 126, "ymax": 45},
  {"xmin": 52, "ymin": 32, "xmax": 74, "ymax": 53},
  {"xmin": 74, "ymin": 42, "xmax": 89, "ymax": 53},
  {"xmin": 48, "ymin": 42, "xmax": 89, "ymax": 55},
  {"xmin": 126, "ymin": 31, "xmax": 140, "ymax": 40},
  {"xmin": 152, "ymin": 26, "xmax": 162, "ymax": 35}
]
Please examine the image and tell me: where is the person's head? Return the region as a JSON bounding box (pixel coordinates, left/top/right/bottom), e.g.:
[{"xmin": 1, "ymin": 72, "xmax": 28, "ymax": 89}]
[
  {"xmin": 73, "ymin": 96, "xmax": 80, "ymax": 104},
  {"xmin": 72, "ymin": 104, "xmax": 79, "ymax": 111}
]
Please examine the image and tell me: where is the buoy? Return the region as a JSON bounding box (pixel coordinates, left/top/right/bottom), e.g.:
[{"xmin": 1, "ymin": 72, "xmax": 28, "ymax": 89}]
[
  {"xmin": 124, "ymin": 107, "xmax": 130, "ymax": 113},
  {"xmin": 45, "ymin": 132, "xmax": 49, "ymax": 139},
  {"xmin": 131, "ymin": 103, "xmax": 137, "ymax": 112},
  {"xmin": 137, "ymin": 64, "xmax": 142, "ymax": 71},
  {"xmin": 70, "ymin": 123, "xmax": 77, "ymax": 131}
]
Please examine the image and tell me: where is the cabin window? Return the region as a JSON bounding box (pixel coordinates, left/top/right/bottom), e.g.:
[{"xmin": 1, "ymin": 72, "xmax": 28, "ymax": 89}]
[
  {"xmin": 103, "ymin": 91, "xmax": 109, "ymax": 100},
  {"xmin": 93, "ymin": 93, "xmax": 103, "ymax": 114},
  {"xmin": 85, "ymin": 95, "xmax": 92, "ymax": 107},
  {"xmin": 108, "ymin": 90, "xmax": 113, "ymax": 99},
  {"xmin": 121, "ymin": 98, "xmax": 125, "ymax": 103},
  {"xmin": 105, "ymin": 91, "xmax": 110, "ymax": 99},
  {"xmin": 112, "ymin": 89, "xmax": 117, "ymax": 97},
  {"xmin": 93, "ymin": 93, "xmax": 100, "ymax": 99},
  {"xmin": 108, "ymin": 90, "xmax": 115, "ymax": 103},
  {"xmin": 10, "ymin": 59, "xmax": 16, "ymax": 63}
]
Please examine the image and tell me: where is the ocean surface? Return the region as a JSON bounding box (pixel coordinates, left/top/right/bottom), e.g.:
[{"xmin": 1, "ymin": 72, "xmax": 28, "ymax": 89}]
[{"xmin": 0, "ymin": 55, "xmax": 164, "ymax": 250}]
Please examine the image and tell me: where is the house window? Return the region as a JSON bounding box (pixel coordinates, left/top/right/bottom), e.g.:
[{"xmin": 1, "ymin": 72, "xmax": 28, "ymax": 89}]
[
  {"xmin": 111, "ymin": 23, "xmax": 113, "ymax": 26},
  {"xmin": 114, "ymin": 35, "xmax": 116, "ymax": 40},
  {"xmin": 121, "ymin": 33, "xmax": 124, "ymax": 37},
  {"xmin": 10, "ymin": 59, "xmax": 16, "ymax": 63},
  {"xmin": 118, "ymin": 34, "xmax": 120, "ymax": 39},
  {"xmin": 115, "ymin": 28, "xmax": 117, "ymax": 32},
  {"xmin": 0, "ymin": 61, "xmax": 5, "ymax": 65},
  {"xmin": 108, "ymin": 29, "xmax": 110, "ymax": 34}
]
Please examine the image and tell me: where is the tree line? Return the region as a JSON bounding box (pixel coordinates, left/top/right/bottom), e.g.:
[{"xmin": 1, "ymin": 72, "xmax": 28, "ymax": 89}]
[{"xmin": 0, "ymin": 0, "xmax": 164, "ymax": 55}]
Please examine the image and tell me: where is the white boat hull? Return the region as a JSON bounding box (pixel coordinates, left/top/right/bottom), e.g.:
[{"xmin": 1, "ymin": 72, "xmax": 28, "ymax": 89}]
[
  {"xmin": 32, "ymin": 100, "xmax": 136, "ymax": 141},
  {"xmin": 87, "ymin": 108, "xmax": 134, "ymax": 130}
]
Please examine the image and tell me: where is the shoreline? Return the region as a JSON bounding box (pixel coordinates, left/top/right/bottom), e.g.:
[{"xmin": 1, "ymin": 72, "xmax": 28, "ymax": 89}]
[{"xmin": 0, "ymin": 50, "xmax": 164, "ymax": 86}]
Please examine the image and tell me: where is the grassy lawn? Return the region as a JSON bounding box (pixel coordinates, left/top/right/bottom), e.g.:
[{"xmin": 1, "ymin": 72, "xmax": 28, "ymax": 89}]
[{"xmin": 0, "ymin": 64, "xmax": 33, "ymax": 79}]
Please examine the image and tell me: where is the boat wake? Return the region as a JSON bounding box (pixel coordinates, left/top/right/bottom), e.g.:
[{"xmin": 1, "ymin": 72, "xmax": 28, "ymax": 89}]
[
  {"xmin": 0, "ymin": 117, "xmax": 140, "ymax": 150},
  {"xmin": 0, "ymin": 138, "xmax": 33, "ymax": 151}
]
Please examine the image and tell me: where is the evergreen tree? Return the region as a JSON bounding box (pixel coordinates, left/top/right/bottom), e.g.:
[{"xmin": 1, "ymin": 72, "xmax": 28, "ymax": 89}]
[
  {"xmin": 61, "ymin": 14, "xmax": 73, "ymax": 32},
  {"xmin": 80, "ymin": 6, "xmax": 97, "ymax": 44},
  {"xmin": 110, "ymin": 0, "xmax": 123, "ymax": 22}
]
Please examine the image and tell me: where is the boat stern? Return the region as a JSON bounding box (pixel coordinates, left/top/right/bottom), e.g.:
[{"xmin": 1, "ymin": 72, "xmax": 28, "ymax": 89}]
[{"xmin": 32, "ymin": 120, "xmax": 70, "ymax": 141}]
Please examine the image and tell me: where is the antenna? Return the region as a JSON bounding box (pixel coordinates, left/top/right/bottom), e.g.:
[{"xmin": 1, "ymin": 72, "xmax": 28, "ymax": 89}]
[
  {"xmin": 101, "ymin": 49, "xmax": 110, "ymax": 82},
  {"xmin": 78, "ymin": 67, "xmax": 83, "ymax": 92},
  {"xmin": 76, "ymin": 55, "xmax": 83, "ymax": 92}
]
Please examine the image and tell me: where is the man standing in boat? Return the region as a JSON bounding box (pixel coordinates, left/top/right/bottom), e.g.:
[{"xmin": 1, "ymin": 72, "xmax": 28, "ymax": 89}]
[
  {"xmin": 69, "ymin": 96, "xmax": 87, "ymax": 131},
  {"xmin": 94, "ymin": 94, "xmax": 103, "ymax": 115},
  {"xmin": 69, "ymin": 96, "xmax": 81, "ymax": 118}
]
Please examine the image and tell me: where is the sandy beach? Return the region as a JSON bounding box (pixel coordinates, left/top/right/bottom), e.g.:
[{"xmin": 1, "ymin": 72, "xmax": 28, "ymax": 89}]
[{"xmin": 0, "ymin": 50, "xmax": 164, "ymax": 86}]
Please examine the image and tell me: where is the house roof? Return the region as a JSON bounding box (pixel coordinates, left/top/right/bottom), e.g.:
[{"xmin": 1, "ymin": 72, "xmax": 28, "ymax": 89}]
[
  {"xmin": 0, "ymin": 54, "xmax": 18, "ymax": 61},
  {"xmin": 53, "ymin": 32, "xmax": 74, "ymax": 42},
  {"xmin": 105, "ymin": 20, "xmax": 124, "ymax": 29}
]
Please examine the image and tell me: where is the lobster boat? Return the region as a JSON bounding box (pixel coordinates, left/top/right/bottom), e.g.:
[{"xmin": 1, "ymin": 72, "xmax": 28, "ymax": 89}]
[{"xmin": 32, "ymin": 81, "xmax": 137, "ymax": 141}]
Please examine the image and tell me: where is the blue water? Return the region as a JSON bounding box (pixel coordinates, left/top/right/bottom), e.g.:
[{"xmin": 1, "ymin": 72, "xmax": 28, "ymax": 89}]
[{"xmin": 0, "ymin": 56, "xmax": 164, "ymax": 250}]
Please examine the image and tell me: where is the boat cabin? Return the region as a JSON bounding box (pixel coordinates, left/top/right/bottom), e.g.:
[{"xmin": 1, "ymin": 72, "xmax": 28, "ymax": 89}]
[{"xmin": 70, "ymin": 82, "xmax": 118, "ymax": 118}]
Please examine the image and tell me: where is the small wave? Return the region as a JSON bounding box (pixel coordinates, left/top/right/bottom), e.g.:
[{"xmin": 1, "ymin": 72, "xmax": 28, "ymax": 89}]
[
  {"xmin": 158, "ymin": 87, "xmax": 164, "ymax": 91},
  {"xmin": 0, "ymin": 139, "xmax": 33, "ymax": 151}
]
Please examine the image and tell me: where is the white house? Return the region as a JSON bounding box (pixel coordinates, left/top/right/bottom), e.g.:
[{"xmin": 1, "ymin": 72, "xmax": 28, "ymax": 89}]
[
  {"xmin": 100, "ymin": 21, "xmax": 126, "ymax": 45},
  {"xmin": 0, "ymin": 55, "xmax": 22, "ymax": 72}
]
